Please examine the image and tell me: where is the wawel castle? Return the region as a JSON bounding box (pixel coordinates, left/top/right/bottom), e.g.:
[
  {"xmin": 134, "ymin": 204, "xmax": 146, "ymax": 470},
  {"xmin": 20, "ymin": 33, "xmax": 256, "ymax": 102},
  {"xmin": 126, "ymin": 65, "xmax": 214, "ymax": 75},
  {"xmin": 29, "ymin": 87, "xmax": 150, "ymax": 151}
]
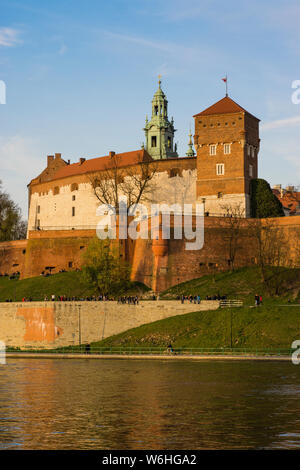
[{"xmin": 27, "ymin": 80, "xmax": 260, "ymax": 232}]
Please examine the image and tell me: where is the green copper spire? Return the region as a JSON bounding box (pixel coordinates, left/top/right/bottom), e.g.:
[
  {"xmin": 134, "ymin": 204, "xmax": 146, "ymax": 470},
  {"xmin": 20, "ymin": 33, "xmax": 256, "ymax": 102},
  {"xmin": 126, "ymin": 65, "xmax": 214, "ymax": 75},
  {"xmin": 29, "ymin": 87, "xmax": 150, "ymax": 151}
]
[
  {"xmin": 143, "ymin": 78, "xmax": 178, "ymax": 160},
  {"xmin": 186, "ymin": 129, "xmax": 195, "ymax": 157}
]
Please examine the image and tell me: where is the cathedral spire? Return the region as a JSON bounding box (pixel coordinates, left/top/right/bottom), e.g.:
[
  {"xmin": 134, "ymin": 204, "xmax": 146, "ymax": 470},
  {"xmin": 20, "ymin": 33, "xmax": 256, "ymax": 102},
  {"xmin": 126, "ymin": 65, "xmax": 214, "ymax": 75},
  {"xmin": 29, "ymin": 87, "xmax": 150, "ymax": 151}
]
[
  {"xmin": 186, "ymin": 129, "xmax": 195, "ymax": 157},
  {"xmin": 143, "ymin": 78, "xmax": 178, "ymax": 160}
]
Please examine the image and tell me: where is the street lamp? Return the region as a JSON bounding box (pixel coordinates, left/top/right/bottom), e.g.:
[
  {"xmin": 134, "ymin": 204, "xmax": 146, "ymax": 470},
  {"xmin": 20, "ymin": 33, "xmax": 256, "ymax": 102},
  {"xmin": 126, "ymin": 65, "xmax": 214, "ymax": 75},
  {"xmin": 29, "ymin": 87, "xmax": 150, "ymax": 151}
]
[
  {"xmin": 78, "ymin": 304, "xmax": 81, "ymax": 347},
  {"xmin": 230, "ymin": 309, "xmax": 233, "ymax": 349}
]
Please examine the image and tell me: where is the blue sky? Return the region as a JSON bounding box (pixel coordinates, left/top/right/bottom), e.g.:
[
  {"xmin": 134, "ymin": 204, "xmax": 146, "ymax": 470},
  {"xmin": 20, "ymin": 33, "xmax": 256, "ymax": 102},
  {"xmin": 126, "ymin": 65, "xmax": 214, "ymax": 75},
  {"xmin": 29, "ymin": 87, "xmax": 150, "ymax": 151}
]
[{"xmin": 0, "ymin": 0, "xmax": 300, "ymax": 216}]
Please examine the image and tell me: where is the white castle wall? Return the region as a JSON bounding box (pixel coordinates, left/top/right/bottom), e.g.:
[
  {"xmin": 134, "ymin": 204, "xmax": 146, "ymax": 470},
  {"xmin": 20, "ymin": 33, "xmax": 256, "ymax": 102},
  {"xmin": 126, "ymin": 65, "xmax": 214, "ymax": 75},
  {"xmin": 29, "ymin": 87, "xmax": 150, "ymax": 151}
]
[{"xmin": 28, "ymin": 169, "xmax": 197, "ymax": 232}]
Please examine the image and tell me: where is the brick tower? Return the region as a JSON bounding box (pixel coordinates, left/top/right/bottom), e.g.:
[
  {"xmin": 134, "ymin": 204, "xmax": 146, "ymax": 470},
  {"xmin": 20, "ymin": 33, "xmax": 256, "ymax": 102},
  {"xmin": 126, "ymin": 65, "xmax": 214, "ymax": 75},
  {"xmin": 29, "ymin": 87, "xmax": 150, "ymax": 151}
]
[{"xmin": 193, "ymin": 96, "xmax": 260, "ymax": 217}]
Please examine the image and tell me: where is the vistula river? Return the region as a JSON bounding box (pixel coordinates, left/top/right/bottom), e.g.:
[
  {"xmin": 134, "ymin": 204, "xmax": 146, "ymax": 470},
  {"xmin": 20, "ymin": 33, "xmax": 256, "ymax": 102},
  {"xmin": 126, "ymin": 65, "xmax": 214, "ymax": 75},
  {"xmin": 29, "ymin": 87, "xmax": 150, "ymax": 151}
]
[{"xmin": 0, "ymin": 358, "xmax": 300, "ymax": 449}]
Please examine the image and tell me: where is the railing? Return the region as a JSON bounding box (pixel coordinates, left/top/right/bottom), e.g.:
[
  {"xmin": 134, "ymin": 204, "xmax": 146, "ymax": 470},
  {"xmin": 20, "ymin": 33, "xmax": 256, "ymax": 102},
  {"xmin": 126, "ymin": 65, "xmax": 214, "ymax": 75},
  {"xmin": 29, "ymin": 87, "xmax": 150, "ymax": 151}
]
[
  {"xmin": 30, "ymin": 225, "xmax": 98, "ymax": 231},
  {"xmin": 6, "ymin": 346, "xmax": 292, "ymax": 357},
  {"xmin": 220, "ymin": 299, "xmax": 243, "ymax": 308},
  {"xmin": 29, "ymin": 212, "xmax": 246, "ymax": 232}
]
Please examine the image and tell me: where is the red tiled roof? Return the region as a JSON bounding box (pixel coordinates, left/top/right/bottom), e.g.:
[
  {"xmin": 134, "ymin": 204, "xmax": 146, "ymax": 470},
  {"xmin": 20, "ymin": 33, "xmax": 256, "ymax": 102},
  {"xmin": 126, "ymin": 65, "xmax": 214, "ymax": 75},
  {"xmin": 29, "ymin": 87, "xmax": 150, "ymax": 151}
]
[
  {"xmin": 53, "ymin": 149, "xmax": 153, "ymax": 180},
  {"xmin": 273, "ymin": 189, "xmax": 300, "ymax": 215},
  {"xmin": 193, "ymin": 96, "xmax": 259, "ymax": 120}
]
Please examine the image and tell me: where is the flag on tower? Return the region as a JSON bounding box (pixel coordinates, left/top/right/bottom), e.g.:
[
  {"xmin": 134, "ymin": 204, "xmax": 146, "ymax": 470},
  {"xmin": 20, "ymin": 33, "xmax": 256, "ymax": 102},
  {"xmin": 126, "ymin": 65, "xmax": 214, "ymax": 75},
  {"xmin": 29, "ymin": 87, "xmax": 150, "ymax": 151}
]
[{"xmin": 222, "ymin": 76, "xmax": 228, "ymax": 96}]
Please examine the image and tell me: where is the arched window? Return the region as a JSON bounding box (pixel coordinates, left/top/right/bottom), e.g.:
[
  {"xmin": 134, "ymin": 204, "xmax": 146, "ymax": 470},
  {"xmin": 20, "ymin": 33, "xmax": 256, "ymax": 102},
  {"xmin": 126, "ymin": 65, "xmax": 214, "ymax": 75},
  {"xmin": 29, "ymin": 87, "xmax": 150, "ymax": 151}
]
[
  {"xmin": 53, "ymin": 186, "xmax": 60, "ymax": 195},
  {"xmin": 71, "ymin": 182, "xmax": 78, "ymax": 192},
  {"xmin": 169, "ymin": 168, "xmax": 181, "ymax": 178}
]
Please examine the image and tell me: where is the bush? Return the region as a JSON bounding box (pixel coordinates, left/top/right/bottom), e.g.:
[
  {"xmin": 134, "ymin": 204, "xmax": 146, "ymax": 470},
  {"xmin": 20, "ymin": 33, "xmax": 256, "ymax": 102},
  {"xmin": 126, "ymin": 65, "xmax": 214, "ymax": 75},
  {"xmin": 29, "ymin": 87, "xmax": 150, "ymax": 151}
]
[{"xmin": 250, "ymin": 179, "xmax": 284, "ymax": 218}]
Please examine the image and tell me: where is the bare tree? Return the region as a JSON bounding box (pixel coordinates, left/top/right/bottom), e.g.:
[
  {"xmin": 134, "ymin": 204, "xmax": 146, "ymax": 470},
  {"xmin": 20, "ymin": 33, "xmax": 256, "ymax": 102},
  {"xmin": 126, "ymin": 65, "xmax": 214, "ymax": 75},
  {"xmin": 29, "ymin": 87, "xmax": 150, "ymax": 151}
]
[
  {"xmin": 89, "ymin": 155, "xmax": 158, "ymax": 214},
  {"xmin": 220, "ymin": 203, "xmax": 246, "ymax": 271},
  {"xmin": 249, "ymin": 218, "xmax": 294, "ymax": 294}
]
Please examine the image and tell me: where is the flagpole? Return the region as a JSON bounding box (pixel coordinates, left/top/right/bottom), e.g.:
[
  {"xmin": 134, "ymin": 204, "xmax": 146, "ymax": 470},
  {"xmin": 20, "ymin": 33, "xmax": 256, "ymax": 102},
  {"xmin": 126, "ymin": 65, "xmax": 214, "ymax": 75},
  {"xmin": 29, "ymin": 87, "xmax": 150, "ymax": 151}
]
[{"xmin": 226, "ymin": 74, "xmax": 228, "ymax": 97}]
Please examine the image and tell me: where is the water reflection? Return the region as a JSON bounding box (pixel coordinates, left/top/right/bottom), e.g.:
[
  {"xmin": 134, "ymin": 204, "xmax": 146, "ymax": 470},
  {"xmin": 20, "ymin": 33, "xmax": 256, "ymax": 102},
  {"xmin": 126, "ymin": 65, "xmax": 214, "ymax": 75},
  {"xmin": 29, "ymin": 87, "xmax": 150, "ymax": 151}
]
[{"xmin": 0, "ymin": 359, "xmax": 299, "ymax": 449}]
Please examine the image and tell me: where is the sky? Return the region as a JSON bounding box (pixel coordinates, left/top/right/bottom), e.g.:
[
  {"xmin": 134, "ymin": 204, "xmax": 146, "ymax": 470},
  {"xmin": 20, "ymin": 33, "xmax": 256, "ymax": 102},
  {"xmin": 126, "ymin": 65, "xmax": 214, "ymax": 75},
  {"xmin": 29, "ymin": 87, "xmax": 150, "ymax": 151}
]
[{"xmin": 0, "ymin": 0, "xmax": 300, "ymax": 217}]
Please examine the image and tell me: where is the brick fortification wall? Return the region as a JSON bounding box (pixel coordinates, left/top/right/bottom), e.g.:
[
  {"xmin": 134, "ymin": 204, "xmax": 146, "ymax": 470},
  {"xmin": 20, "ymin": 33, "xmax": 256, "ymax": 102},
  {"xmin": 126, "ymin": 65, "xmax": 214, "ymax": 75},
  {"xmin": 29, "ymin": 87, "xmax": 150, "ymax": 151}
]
[
  {"xmin": 0, "ymin": 240, "xmax": 27, "ymax": 276},
  {"xmin": 0, "ymin": 216, "xmax": 299, "ymax": 292},
  {"xmin": 132, "ymin": 215, "xmax": 300, "ymax": 292},
  {"xmin": 0, "ymin": 300, "xmax": 219, "ymax": 349}
]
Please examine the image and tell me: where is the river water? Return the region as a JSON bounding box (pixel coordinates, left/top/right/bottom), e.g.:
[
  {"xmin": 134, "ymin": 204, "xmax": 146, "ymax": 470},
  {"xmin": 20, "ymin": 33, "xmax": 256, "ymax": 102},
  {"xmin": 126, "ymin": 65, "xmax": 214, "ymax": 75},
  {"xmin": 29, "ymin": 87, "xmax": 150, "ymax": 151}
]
[{"xmin": 0, "ymin": 358, "xmax": 300, "ymax": 449}]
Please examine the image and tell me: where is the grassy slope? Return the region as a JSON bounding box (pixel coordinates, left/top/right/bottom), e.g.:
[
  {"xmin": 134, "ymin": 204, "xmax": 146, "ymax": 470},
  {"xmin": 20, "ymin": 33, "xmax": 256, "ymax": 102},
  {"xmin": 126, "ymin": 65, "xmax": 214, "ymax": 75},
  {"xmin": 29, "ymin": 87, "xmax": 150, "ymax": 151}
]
[
  {"xmin": 1, "ymin": 266, "xmax": 299, "ymax": 350},
  {"xmin": 88, "ymin": 305, "xmax": 300, "ymax": 350},
  {"xmin": 0, "ymin": 271, "xmax": 148, "ymax": 301},
  {"xmin": 161, "ymin": 266, "xmax": 300, "ymax": 305},
  {"xmin": 86, "ymin": 266, "xmax": 300, "ymax": 350}
]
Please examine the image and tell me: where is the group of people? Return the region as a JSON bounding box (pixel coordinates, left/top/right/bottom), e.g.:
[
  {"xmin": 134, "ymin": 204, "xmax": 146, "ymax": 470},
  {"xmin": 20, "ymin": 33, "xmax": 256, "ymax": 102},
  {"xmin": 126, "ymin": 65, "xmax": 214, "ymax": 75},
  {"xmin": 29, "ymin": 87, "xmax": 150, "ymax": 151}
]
[
  {"xmin": 117, "ymin": 296, "xmax": 139, "ymax": 305},
  {"xmin": 178, "ymin": 293, "xmax": 227, "ymax": 303},
  {"xmin": 254, "ymin": 294, "xmax": 263, "ymax": 306},
  {"xmin": 44, "ymin": 294, "xmax": 113, "ymax": 302},
  {"xmin": 179, "ymin": 295, "xmax": 202, "ymax": 304},
  {"xmin": 205, "ymin": 294, "xmax": 227, "ymax": 300}
]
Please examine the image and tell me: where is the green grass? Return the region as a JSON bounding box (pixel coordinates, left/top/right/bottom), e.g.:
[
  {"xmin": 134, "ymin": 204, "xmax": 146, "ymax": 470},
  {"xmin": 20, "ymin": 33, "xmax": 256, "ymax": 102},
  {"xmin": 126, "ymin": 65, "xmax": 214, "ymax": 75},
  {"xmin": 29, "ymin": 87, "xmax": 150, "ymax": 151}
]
[
  {"xmin": 161, "ymin": 266, "xmax": 300, "ymax": 305},
  {"xmin": 85, "ymin": 304, "xmax": 300, "ymax": 351},
  {"xmin": 2, "ymin": 266, "xmax": 299, "ymax": 352},
  {"xmin": 0, "ymin": 271, "xmax": 149, "ymax": 302}
]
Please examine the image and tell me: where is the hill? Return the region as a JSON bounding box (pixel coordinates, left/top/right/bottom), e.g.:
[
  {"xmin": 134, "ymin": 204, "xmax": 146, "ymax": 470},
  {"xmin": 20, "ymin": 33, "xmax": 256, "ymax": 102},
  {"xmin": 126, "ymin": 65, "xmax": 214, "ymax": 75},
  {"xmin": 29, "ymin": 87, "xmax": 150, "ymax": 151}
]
[
  {"xmin": 0, "ymin": 271, "xmax": 149, "ymax": 302},
  {"xmin": 85, "ymin": 304, "xmax": 300, "ymax": 351},
  {"xmin": 160, "ymin": 266, "xmax": 300, "ymax": 304}
]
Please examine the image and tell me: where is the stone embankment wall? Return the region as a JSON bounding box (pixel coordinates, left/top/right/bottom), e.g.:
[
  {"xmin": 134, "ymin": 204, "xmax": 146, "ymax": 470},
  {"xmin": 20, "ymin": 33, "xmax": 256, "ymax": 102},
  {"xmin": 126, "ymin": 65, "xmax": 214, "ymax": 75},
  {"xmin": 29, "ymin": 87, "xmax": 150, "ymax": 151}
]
[{"xmin": 0, "ymin": 300, "xmax": 219, "ymax": 349}]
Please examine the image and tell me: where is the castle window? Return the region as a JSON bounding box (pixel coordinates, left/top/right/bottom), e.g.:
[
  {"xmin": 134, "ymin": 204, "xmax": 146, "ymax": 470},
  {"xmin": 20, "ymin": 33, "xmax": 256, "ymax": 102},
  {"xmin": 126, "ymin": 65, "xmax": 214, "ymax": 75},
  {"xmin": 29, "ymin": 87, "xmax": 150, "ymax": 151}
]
[
  {"xmin": 154, "ymin": 105, "xmax": 158, "ymax": 115},
  {"xmin": 251, "ymin": 147, "xmax": 255, "ymax": 158},
  {"xmin": 209, "ymin": 144, "xmax": 217, "ymax": 156},
  {"xmin": 169, "ymin": 168, "xmax": 180, "ymax": 178},
  {"xmin": 37, "ymin": 205, "xmax": 40, "ymax": 214},
  {"xmin": 167, "ymin": 136, "xmax": 171, "ymax": 148},
  {"xmin": 72, "ymin": 195, "xmax": 76, "ymax": 201},
  {"xmin": 249, "ymin": 164, "xmax": 253, "ymax": 177},
  {"xmin": 53, "ymin": 186, "xmax": 59, "ymax": 195},
  {"xmin": 216, "ymin": 164, "xmax": 224, "ymax": 175},
  {"xmin": 68, "ymin": 261, "xmax": 73, "ymax": 268},
  {"xmin": 72, "ymin": 207, "xmax": 75, "ymax": 217},
  {"xmin": 71, "ymin": 183, "xmax": 78, "ymax": 192},
  {"xmin": 151, "ymin": 136, "xmax": 157, "ymax": 147},
  {"xmin": 217, "ymin": 192, "xmax": 223, "ymax": 198},
  {"xmin": 224, "ymin": 143, "xmax": 231, "ymax": 155}
]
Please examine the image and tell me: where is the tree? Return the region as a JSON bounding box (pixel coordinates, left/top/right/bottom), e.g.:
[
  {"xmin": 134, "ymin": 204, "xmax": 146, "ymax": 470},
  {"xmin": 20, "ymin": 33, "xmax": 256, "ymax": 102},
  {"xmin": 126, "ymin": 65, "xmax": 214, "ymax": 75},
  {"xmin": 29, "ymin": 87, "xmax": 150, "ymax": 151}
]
[
  {"xmin": 250, "ymin": 179, "xmax": 285, "ymax": 218},
  {"xmin": 89, "ymin": 154, "xmax": 157, "ymax": 214},
  {"xmin": 249, "ymin": 218, "xmax": 292, "ymax": 294},
  {"xmin": 81, "ymin": 238, "xmax": 131, "ymax": 294},
  {"xmin": 220, "ymin": 203, "xmax": 246, "ymax": 271},
  {"xmin": 0, "ymin": 181, "xmax": 27, "ymax": 241}
]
